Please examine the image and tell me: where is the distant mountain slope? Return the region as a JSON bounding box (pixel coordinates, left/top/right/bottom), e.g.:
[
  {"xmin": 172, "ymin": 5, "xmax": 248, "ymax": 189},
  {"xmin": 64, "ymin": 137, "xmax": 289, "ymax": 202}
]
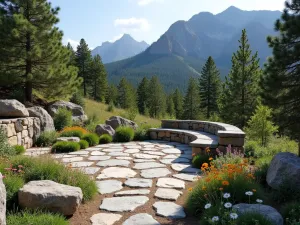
[
  {"xmin": 92, "ymin": 34, "xmax": 149, "ymax": 63},
  {"xmin": 105, "ymin": 6, "xmax": 281, "ymax": 91}
]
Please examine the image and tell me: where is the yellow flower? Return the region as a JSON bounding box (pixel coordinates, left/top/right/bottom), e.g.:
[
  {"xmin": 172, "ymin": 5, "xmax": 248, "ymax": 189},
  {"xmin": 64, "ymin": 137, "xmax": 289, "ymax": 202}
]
[
  {"xmin": 202, "ymin": 163, "xmax": 209, "ymax": 168},
  {"xmin": 188, "ymin": 187, "xmax": 193, "ymax": 192},
  {"xmin": 202, "ymin": 186, "xmax": 207, "ymax": 191},
  {"xmin": 209, "ymin": 157, "xmax": 213, "ymax": 161},
  {"xmin": 252, "ymin": 189, "xmax": 257, "ymax": 192}
]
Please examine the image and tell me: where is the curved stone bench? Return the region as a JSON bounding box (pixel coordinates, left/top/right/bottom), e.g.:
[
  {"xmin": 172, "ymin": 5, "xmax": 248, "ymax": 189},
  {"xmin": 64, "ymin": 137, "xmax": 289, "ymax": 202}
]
[{"xmin": 149, "ymin": 120, "xmax": 245, "ymax": 155}]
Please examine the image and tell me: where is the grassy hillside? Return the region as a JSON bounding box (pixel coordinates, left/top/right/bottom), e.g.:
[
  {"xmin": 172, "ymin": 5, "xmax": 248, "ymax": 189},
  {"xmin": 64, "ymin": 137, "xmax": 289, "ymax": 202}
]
[{"xmin": 84, "ymin": 99, "xmax": 161, "ymax": 127}]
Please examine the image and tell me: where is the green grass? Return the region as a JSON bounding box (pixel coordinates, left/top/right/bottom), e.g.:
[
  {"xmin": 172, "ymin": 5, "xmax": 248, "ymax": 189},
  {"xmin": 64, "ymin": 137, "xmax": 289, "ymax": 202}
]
[
  {"xmin": 84, "ymin": 99, "xmax": 161, "ymax": 127},
  {"xmin": 7, "ymin": 211, "xmax": 68, "ymax": 225},
  {"xmin": 0, "ymin": 155, "xmax": 98, "ymax": 208}
]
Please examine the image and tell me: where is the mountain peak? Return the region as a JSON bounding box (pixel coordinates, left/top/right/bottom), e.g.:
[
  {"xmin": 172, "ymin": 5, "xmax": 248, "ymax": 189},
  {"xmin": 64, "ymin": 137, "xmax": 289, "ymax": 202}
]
[
  {"xmin": 120, "ymin": 33, "xmax": 133, "ymax": 40},
  {"xmin": 224, "ymin": 6, "xmax": 242, "ymax": 12}
]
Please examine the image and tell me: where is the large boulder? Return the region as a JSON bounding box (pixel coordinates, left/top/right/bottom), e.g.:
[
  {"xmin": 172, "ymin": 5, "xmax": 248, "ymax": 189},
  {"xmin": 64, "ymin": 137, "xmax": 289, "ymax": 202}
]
[
  {"xmin": 0, "ymin": 99, "xmax": 29, "ymax": 117},
  {"xmin": 233, "ymin": 204, "xmax": 283, "ymax": 225},
  {"xmin": 95, "ymin": 124, "xmax": 115, "ymax": 136},
  {"xmin": 27, "ymin": 107, "xmax": 55, "ymax": 132},
  {"xmin": 18, "ymin": 180, "xmax": 83, "ymax": 216},
  {"xmin": 105, "ymin": 116, "xmax": 138, "ymax": 130},
  {"xmin": 266, "ymin": 152, "xmax": 300, "ymax": 192},
  {"xmin": 47, "ymin": 101, "xmax": 87, "ymax": 122},
  {"xmin": 0, "ymin": 173, "xmax": 6, "ymax": 225}
]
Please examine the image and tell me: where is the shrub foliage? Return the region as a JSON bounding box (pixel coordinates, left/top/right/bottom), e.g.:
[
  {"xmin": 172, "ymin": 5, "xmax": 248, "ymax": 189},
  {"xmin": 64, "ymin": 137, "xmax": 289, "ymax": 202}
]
[{"xmin": 115, "ymin": 126, "xmax": 134, "ymax": 142}]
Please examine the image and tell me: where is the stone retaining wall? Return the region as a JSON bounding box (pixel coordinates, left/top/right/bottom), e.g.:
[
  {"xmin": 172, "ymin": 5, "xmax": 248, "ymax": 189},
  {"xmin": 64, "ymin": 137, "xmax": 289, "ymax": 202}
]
[
  {"xmin": 0, "ymin": 117, "xmax": 41, "ymax": 148},
  {"xmin": 150, "ymin": 120, "xmax": 245, "ymax": 154}
]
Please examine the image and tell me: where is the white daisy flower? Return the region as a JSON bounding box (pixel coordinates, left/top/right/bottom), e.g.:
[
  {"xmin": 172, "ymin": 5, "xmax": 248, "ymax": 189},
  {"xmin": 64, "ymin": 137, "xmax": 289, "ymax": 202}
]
[
  {"xmin": 230, "ymin": 213, "xmax": 238, "ymax": 219},
  {"xmin": 223, "ymin": 193, "xmax": 231, "ymax": 199},
  {"xmin": 245, "ymin": 191, "xmax": 253, "ymax": 196},
  {"xmin": 256, "ymin": 199, "xmax": 263, "ymax": 203},
  {"xmin": 204, "ymin": 203, "xmax": 212, "ymax": 209},
  {"xmin": 212, "ymin": 216, "xmax": 219, "ymax": 222},
  {"xmin": 224, "ymin": 202, "xmax": 232, "ymax": 208}
]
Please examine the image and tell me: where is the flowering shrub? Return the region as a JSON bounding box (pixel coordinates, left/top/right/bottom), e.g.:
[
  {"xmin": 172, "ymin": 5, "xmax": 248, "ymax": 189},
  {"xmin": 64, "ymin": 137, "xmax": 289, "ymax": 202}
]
[
  {"xmin": 192, "ymin": 147, "xmax": 212, "ymax": 168},
  {"xmin": 59, "ymin": 126, "xmax": 89, "ymax": 139},
  {"xmin": 213, "ymin": 145, "xmax": 245, "ymax": 169},
  {"xmin": 186, "ymin": 158, "xmax": 263, "ymax": 216}
]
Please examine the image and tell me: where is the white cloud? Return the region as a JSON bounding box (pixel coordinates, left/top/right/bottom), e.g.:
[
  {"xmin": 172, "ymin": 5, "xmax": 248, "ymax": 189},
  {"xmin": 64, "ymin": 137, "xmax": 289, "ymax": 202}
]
[
  {"xmin": 63, "ymin": 38, "xmax": 79, "ymax": 50},
  {"xmin": 109, "ymin": 33, "xmax": 124, "ymax": 43},
  {"xmin": 136, "ymin": 0, "xmax": 164, "ymax": 6},
  {"xmin": 114, "ymin": 18, "xmax": 150, "ymax": 32}
]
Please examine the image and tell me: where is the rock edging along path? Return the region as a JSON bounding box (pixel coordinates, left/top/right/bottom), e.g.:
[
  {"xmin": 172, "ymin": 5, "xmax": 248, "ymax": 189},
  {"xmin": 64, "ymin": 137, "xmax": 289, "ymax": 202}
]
[{"xmin": 50, "ymin": 141, "xmax": 201, "ymax": 225}]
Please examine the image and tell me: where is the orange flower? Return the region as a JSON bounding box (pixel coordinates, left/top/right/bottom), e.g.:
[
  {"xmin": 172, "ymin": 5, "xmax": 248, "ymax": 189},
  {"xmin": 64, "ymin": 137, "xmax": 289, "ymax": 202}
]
[
  {"xmin": 252, "ymin": 189, "xmax": 257, "ymax": 192},
  {"xmin": 222, "ymin": 180, "xmax": 230, "ymax": 186},
  {"xmin": 209, "ymin": 157, "xmax": 213, "ymax": 161},
  {"xmin": 219, "ymin": 187, "xmax": 224, "ymax": 191},
  {"xmin": 202, "ymin": 163, "xmax": 209, "ymax": 168},
  {"xmin": 188, "ymin": 187, "xmax": 193, "ymax": 192},
  {"xmin": 205, "ymin": 177, "xmax": 211, "ymax": 182},
  {"xmin": 60, "ymin": 126, "xmax": 89, "ymax": 134}
]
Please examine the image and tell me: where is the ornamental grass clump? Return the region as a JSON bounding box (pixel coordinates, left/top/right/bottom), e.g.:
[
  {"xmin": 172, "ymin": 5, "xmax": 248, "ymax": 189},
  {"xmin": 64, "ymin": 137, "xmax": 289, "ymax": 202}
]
[
  {"xmin": 99, "ymin": 134, "xmax": 113, "ymax": 144},
  {"xmin": 82, "ymin": 133, "xmax": 99, "ymax": 146},
  {"xmin": 115, "ymin": 126, "xmax": 134, "ymax": 142},
  {"xmin": 78, "ymin": 140, "xmax": 89, "ymax": 149},
  {"xmin": 186, "ymin": 158, "xmax": 263, "ymax": 216},
  {"xmin": 59, "ymin": 126, "xmax": 89, "ymax": 139},
  {"xmin": 51, "ymin": 141, "xmax": 80, "ymax": 153}
]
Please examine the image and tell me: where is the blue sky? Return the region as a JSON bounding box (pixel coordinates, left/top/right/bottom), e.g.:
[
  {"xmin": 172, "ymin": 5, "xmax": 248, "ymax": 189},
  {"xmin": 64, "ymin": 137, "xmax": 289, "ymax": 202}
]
[{"xmin": 49, "ymin": 0, "xmax": 286, "ymax": 50}]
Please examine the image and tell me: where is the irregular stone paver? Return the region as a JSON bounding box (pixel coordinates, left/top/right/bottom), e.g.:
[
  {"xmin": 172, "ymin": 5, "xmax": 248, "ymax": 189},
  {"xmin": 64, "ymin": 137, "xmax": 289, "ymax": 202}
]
[
  {"xmin": 86, "ymin": 147, "xmax": 102, "ymax": 151},
  {"xmin": 91, "ymin": 151, "xmax": 106, "ymax": 156},
  {"xmin": 108, "ymin": 152, "xmax": 130, "ymax": 157},
  {"xmin": 61, "ymin": 157, "xmax": 83, "ymax": 163},
  {"xmin": 81, "ymin": 167, "xmax": 100, "ymax": 175},
  {"xmin": 116, "ymin": 157, "xmax": 133, "ymax": 160},
  {"xmin": 100, "ymin": 196, "xmax": 149, "ymax": 212},
  {"xmin": 142, "ymin": 151, "xmax": 165, "ymax": 156},
  {"xmin": 173, "ymin": 173, "xmax": 198, "ymax": 182},
  {"xmin": 153, "ymin": 202, "xmax": 186, "ymax": 219},
  {"xmin": 160, "ymin": 158, "xmax": 190, "ymax": 164},
  {"xmin": 70, "ymin": 161, "xmax": 94, "ymax": 167},
  {"xmin": 162, "ymin": 148, "xmax": 181, "ymax": 154},
  {"xmin": 125, "ymin": 178, "xmax": 153, "ymax": 188},
  {"xmin": 134, "ymin": 159, "xmax": 155, "ymax": 163},
  {"xmin": 123, "ymin": 213, "xmax": 160, "ymax": 225},
  {"xmin": 97, "ymin": 159, "xmax": 130, "ymax": 167},
  {"xmin": 179, "ymin": 154, "xmax": 193, "ymax": 160},
  {"xmin": 141, "ymin": 168, "xmax": 171, "ymax": 178},
  {"xmin": 90, "ymin": 213, "xmax": 122, "ymax": 225},
  {"xmin": 171, "ymin": 163, "xmax": 200, "ymax": 173},
  {"xmin": 96, "ymin": 180, "xmax": 123, "ymax": 194},
  {"xmin": 133, "ymin": 162, "xmax": 166, "ymax": 170},
  {"xmin": 102, "ymin": 148, "xmax": 124, "ymax": 152},
  {"xmin": 133, "ymin": 154, "xmax": 160, "ymax": 159},
  {"xmin": 68, "ymin": 150, "xmax": 90, "ymax": 155},
  {"xmin": 156, "ymin": 178, "xmax": 185, "ymax": 189},
  {"xmin": 97, "ymin": 167, "xmax": 137, "ymax": 179},
  {"xmin": 162, "ymin": 154, "xmax": 181, "ymax": 159},
  {"xmin": 124, "ymin": 149, "xmax": 140, "ymax": 153},
  {"xmin": 154, "ymin": 188, "xmax": 182, "ymax": 201},
  {"xmin": 53, "ymin": 154, "xmax": 73, "ymax": 159},
  {"xmin": 114, "ymin": 189, "xmax": 150, "ymax": 196},
  {"xmin": 88, "ymin": 156, "xmax": 111, "ymax": 161}
]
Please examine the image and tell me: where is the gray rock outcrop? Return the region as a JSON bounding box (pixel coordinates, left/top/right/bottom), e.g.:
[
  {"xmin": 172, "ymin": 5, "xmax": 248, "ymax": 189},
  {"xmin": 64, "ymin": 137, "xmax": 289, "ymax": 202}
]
[
  {"xmin": 27, "ymin": 107, "xmax": 55, "ymax": 132},
  {"xmin": 0, "ymin": 99, "xmax": 29, "ymax": 117},
  {"xmin": 105, "ymin": 116, "xmax": 138, "ymax": 130},
  {"xmin": 48, "ymin": 101, "xmax": 87, "ymax": 122},
  {"xmin": 18, "ymin": 180, "xmax": 83, "ymax": 216},
  {"xmin": 266, "ymin": 152, "xmax": 300, "ymax": 192},
  {"xmin": 233, "ymin": 204, "xmax": 283, "ymax": 225},
  {"xmin": 0, "ymin": 173, "xmax": 6, "ymax": 225},
  {"xmin": 95, "ymin": 124, "xmax": 115, "ymax": 136}
]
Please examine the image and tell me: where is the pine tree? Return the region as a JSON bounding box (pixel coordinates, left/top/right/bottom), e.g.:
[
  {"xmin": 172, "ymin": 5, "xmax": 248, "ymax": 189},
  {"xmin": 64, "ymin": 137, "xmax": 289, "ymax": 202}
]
[
  {"xmin": 117, "ymin": 77, "xmax": 136, "ymax": 109},
  {"xmin": 183, "ymin": 77, "xmax": 201, "ymax": 120},
  {"xmin": 66, "ymin": 43, "xmax": 76, "ymax": 66},
  {"xmin": 166, "ymin": 94, "xmax": 175, "ymax": 118},
  {"xmin": 89, "ymin": 55, "xmax": 108, "ymax": 102},
  {"xmin": 0, "ymin": 0, "xmax": 81, "ymax": 102},
  {"xmin": 172, "ymin": 88, "xmax": 184, "ymax": 119},
  {"xmin": 137, "ymin": 77, "xmax": 149, "ymax": 114},
  {"xmin": 147, "ymin": 76, "xmax": 166, "ymax": 118},
  {"xmin": 199, "ymin": 56, "xmax": 222, "ymax": 119},
  {"xmin": 75, "ymin": 38, "xmax": 92, "ymax": 96},
  {"xmin": 261, "ymin": 0, "xmax": 300, "ymax": 155},
  {"xmin": 220, "ymin": 29, "xmax": 261, "ymax": 128},
  {"xmin": 106, "ymin": 84, "xmax": 118, "ymax": 105}
]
